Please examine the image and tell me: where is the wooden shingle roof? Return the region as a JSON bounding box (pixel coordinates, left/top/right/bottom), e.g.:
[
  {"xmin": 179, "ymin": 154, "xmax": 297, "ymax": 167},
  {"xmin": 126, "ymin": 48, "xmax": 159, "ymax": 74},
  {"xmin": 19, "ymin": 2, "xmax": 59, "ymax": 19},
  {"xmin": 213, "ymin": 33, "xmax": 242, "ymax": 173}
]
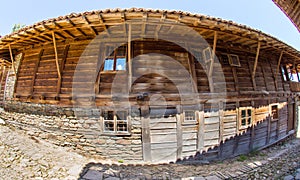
[{"xmin": 0, "ymin": 8, "xmax": 299, "ymax": 60}]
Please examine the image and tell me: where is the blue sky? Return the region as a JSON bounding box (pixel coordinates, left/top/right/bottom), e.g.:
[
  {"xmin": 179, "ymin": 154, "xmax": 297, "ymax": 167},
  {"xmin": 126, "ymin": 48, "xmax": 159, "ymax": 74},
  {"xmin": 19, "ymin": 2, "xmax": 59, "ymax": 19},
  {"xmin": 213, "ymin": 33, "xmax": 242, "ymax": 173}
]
[{"xmin": 0, "ymin": 0, "xmax": 299, "ymax": 50}]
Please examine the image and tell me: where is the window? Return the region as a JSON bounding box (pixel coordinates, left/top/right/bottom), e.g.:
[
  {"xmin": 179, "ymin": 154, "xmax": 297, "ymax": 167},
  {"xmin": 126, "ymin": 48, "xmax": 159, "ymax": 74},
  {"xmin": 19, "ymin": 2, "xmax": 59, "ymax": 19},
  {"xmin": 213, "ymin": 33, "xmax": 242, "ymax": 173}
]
[
  {"xmin": 184, "ymin": 111, "xmax": 196, "ymax": 121},
  {"xmin": 103, "ymin": 45, "xmax": 127, "ymax": 71},
  {"xmin": 102, "ymin": 110, "xmax": 128, "ymax": 133},
  {"xmin": 239, "ymin": 107, "xmax": 252, "ymax": 129},
  {"xmin": 228, "ymin": 54, "xmax": 241, "ymax": 67},
  {"xmin": 203, "ymin": 47, "xmax": 212, "ymax": 63},
  {"xmin": 270, "ymin": 104, "xmax": 279, "ymax": 121},
  {"xmin": 283, "ymin": 64, "xmax": 300, "ymax": 82},
  {"xmin": 219, "ymin": 53, "xmax": 230, "ymax": 65}
]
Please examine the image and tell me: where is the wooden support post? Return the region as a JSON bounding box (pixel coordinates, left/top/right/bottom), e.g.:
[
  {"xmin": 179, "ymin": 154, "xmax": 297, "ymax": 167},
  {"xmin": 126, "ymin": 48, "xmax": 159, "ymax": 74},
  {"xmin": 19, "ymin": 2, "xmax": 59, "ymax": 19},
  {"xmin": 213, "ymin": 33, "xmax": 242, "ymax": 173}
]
[
  {"xmin": 0, "ymin": 67, "xmax": 6, "ymax": 93},
  {"xmin": 186, "ymin": 44, "xmax": 198, "ymax": 93},
  {"xmin": 208, "ymin": 31, "xmax": 218, "ymax": 93},
  {"xmin": 128, "ymin": 24, "xmax": 132, "ymax": 92},
  {"xmin": 218, "ymin": 101, "xmax": 224, "ymax": 158},
  {"xmin": 8, "ymin": 45, "xmax": 16, "ymax": 76},
  {"xmin": 141, "ymin": 106, "xmax": 151, "ymax": 162},
  {"xmin": 52, "ymin": 32, "xmax": 62, "ymax": 95},
  {"xmin": 31, "ymin": 49, "xmax": 44, "ymax": 95},
  {"xmin": 249, "ymin": 101, "xmax": 255, "ymax": 151},
  {"xmin": 275, "ymin": 51, "xmax": 283, "ymax": 89},
  {"xmin": 176, "ymin": 113, "xmax": 183, "ymax": 159},
  {"xmin": 247, "ymin": 58, "xmax": 257, "ymax": 91},
  {"xmin": 197, "ymin": 103, "xmax": 205, "ymax": 151},
  {"xmin": 252, "ymin": 41, "xmax": 261, "ymax": 90},
  {"xmin": 233, "ymin": 101, "xmax": 240, "ymax": 155},
  {"xmin": 266, "ymin": 99, "xmax": 271, "ymax": 144}
]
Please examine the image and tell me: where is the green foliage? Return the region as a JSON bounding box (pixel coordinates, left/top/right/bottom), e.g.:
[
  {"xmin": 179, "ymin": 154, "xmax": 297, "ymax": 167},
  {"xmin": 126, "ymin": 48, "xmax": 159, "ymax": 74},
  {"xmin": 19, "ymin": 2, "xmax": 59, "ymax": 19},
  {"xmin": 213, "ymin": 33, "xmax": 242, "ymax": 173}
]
[
  {"xmin": 118, "ymin": 159, "xmax": 124, "ymax": 163},
  {"xmin": 12, "ymin": 24, "xmax": 26, "ymax": 33},
  {"xmin": 237, "ymin": 154, "xmax": 248, "ymax": 162}
]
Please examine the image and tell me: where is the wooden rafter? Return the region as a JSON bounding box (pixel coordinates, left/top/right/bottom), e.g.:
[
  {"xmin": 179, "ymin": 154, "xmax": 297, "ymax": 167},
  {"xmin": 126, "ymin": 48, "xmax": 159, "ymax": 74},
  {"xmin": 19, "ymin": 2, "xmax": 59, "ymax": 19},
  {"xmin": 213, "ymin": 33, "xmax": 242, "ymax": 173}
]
[
  {"xmin": 142, "ymin": 13, "xmax": 148, "ymax": 37},
  {"xmin": 98, "ymin": 13, "xmax": 111, "ymax": 36},
  {"xmin": 52, "ymin": 21, "xmax": 76, "ymax": 39},
  {"xmin": 82, "ymin": 15, "xmax": 98, "ymax": 36},
  {"xmin": 67, "ymin": 18, "xmax": 87, "ymax": 36}
]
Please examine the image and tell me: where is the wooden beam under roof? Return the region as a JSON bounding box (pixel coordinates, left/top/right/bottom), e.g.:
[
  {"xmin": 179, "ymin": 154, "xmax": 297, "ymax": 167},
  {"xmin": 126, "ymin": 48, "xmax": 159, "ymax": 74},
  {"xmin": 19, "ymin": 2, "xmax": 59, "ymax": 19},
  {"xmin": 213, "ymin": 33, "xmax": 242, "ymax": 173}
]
[
  {"xmin": 82, "ymin": 15, "xmax": 98, "ymax": 36},
  {"xmin": 141, "ymin": 12, "xmax": 148, "ymax": 37},
  {"xmin": 66, "ymin": 18, "xmax": 87, "ymax": 36},
  {"xmin": 52, "ymin": 21, "xmax": 76, "ymax": 39},
  {"xmin": 98, "ymin": 13, "xmax": 111, "ymax": 36}
]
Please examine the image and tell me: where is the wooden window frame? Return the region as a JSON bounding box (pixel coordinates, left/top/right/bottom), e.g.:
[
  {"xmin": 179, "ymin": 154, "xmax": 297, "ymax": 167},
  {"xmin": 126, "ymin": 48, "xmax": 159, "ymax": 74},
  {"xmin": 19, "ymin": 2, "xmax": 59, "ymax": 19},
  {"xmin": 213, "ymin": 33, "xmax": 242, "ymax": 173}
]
[
  {"xmin": 238, "ymin": 107, "xmax": 253, "ymax": 130},
  {"xmin": 102, "ymin": 45, "xmax": 127, "ymax": 73},
  {"xmin": 203, "ymin": 47, "xmax": 212, "ymax": 63},
  {"xmin": 219, "ymin": 53, "xmax": 230, "ymax": 65},
  {"xmin": 228, "ymin": 54, "xmax": 241, "ymax": 67},
  {"xmin": 270, "ymin": 103, "xmax": 279, "ymax": 121},
  {"xmin": 101, "ymin": 110, "xmax": 130, "ymax": 135},
  {"xmin": 183, "ymin": 110, "xmax": 196, "ymax": 122}
]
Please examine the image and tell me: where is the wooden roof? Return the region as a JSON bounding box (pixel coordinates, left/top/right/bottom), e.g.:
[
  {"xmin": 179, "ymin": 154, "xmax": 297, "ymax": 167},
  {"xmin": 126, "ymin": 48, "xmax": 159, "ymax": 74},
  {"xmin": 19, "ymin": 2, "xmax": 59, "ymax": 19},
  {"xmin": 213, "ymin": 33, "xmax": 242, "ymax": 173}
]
[
  {"xmin": 0, "ymin": 8, "xmax": 299, "ymax": 61},
  {"xmin": 273, "ymin": 0, "xmax": 300, "ymax": 32}
]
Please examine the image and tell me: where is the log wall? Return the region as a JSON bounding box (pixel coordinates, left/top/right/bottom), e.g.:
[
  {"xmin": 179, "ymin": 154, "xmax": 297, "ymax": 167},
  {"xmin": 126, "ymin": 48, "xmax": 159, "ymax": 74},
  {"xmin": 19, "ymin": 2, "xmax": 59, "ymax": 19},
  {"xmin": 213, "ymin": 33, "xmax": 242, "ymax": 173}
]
[{"xmin": 2, "ymin": 38, "xmax": 298, "ymax": 163}]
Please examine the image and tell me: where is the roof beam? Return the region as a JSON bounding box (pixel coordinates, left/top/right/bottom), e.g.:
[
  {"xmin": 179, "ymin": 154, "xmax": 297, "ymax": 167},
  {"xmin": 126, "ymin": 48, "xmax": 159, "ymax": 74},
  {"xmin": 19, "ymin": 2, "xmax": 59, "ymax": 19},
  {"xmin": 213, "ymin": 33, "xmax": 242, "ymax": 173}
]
[
  {"xmin": 52, "ymin": 21, "xmax": 76, "ymax": 39},
  {"xmin": 67, "ymin": 18, "xmax": 87, "ymax": 36},
  {"xmin": 98, "ymin": 13, "xmax": 111, "ymax": 36},
  {"xmin": 82, "ymin": 15, "xmax": 98, "ymax": 36}
]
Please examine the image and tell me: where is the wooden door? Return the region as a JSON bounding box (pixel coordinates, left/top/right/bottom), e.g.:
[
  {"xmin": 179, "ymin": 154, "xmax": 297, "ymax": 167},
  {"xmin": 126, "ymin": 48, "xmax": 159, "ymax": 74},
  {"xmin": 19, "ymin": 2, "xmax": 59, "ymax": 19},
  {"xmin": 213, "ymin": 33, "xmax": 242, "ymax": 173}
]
[{"xmin": 143, "ymin": 107, "xmax": 178, "ymax": 163}]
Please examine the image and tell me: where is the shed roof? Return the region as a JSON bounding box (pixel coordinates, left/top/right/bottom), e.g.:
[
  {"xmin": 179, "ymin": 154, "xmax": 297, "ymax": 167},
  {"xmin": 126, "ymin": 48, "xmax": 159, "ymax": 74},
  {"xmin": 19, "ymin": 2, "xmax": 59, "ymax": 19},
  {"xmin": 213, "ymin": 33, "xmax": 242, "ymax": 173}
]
[{"xmin": 0, "ymin": 8, "xmax": 299, "ymax": 61}]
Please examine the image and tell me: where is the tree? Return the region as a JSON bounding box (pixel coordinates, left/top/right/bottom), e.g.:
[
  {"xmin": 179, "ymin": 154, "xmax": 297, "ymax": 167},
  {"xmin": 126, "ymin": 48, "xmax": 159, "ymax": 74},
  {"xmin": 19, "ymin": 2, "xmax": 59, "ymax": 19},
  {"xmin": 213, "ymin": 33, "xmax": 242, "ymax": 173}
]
[{"xmin": 12, "ymin": 24, "xmax": 26, "ymax": 33}]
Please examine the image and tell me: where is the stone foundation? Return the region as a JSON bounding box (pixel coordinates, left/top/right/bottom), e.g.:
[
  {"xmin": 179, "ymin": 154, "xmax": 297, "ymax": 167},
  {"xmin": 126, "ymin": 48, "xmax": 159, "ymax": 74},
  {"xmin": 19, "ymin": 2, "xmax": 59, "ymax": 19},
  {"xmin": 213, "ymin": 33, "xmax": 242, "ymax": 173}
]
[{"xmin": 1, "ymin": 101, "xmax": 143, "ymax": 162}]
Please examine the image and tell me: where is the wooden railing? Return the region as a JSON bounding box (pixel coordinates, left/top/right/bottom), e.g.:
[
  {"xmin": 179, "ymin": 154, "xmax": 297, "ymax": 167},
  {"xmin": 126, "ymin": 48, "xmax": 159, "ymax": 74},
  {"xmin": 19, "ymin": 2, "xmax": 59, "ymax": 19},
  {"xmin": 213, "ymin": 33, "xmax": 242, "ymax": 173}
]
[{"xmin": 289, "ymin": 81, "xmax": 300, "ymax": 92}]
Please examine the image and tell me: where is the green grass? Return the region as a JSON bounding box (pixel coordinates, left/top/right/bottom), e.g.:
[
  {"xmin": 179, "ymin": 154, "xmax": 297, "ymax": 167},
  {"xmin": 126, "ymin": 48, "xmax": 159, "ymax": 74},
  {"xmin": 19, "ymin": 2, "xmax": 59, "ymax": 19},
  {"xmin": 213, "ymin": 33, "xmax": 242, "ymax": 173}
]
[{"xmin": 237, "ymin": 154, "xmax": 248, "ymax": 162}]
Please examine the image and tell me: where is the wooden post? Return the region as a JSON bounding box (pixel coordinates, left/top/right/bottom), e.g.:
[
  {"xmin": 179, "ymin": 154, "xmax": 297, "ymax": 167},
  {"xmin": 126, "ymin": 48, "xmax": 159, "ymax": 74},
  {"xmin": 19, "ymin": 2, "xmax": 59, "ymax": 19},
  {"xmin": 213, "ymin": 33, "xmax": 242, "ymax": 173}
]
[
  {"xmin": 209, "ymin": 31, "xmax": 218, "ymax": 77},
  {"xmin": 186, "ymin": 44, "xmax": 198, "ymax": 93},
  {"xmin": 52, "ymin": 32, "xmax": 62, "ymax": 95},
  {"xmin": 208, "ymin": 31, "xmax": 218, "ymax": 93},
  {"xmin": 31, "ymin": 49, "xmax": 44, "ymax": 95},
  {"xmin": 141, "ymin": 106, "xmax": 151, "ymax": 162},
  {"xmin": 197, "ymin": 103, "xmax": 205, "ymax": 151},
  {"xmin": 128, "ymin": 24, "xmax": 132, "ymax": 92},
  {"xmin": 0, "ymin": 67, "xmax": 6, "ymax": 94},
  {"xmin": 248, "ymin": 58, "xmax": 257, "ymax": 91},
  {"xmin": 266, "ymin": 99, "xmax": 271, "ymax": 144},
  {"xmin": 8, "ymin": 45, "xmax": 16, "ymax": 76},
  {"xmin": 249, "ymin": 101, "xmax": 255, "ymax": 150},
  {"xmin": 176, "ymin": 113, "xmax": 183, "ymax": 159},
  {"xmin": 275, "ymin": 51, "xmax": 284, "ymax": 89},
  {"xmin": 252, "ymin": 41, "xmax": 261, "ymax": 88},
  {"xmin": 218, "ymin": 101, "xmax": 224, "ymax": 158}
]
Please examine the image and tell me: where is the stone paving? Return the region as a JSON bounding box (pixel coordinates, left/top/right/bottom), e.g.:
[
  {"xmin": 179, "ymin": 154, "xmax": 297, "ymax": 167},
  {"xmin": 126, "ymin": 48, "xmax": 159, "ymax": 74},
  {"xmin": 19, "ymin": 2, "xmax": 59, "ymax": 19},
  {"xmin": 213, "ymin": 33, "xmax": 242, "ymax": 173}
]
[{"xmin": 0, "ymin": 118, "xmax": 300, "ymax": 180}]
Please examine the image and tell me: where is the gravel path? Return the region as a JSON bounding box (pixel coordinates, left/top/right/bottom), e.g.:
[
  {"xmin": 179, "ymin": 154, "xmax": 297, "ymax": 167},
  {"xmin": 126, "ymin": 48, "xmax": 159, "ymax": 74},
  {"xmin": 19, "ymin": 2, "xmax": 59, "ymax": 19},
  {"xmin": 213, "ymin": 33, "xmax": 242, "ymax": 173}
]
[{"xmin": 0, "ymin": 118, "xmax": 300, "ymax": 180}]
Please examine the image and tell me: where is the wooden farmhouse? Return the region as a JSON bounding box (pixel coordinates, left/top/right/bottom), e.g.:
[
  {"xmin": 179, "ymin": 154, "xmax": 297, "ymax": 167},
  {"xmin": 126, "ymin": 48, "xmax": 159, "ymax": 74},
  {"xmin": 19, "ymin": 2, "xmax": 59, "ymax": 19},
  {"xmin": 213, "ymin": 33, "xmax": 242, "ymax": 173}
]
[{"xmin": 0, "ymin": 8, "xmax": 299, "ymax": 163}]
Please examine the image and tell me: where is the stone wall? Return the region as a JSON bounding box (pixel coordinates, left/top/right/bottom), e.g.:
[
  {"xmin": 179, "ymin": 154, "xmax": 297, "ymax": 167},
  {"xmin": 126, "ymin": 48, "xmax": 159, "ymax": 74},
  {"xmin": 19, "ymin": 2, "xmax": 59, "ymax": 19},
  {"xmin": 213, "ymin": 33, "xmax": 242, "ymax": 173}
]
[{"xmin": 1, "ymin": 101, "xmax": 143, "ymax": 162}]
